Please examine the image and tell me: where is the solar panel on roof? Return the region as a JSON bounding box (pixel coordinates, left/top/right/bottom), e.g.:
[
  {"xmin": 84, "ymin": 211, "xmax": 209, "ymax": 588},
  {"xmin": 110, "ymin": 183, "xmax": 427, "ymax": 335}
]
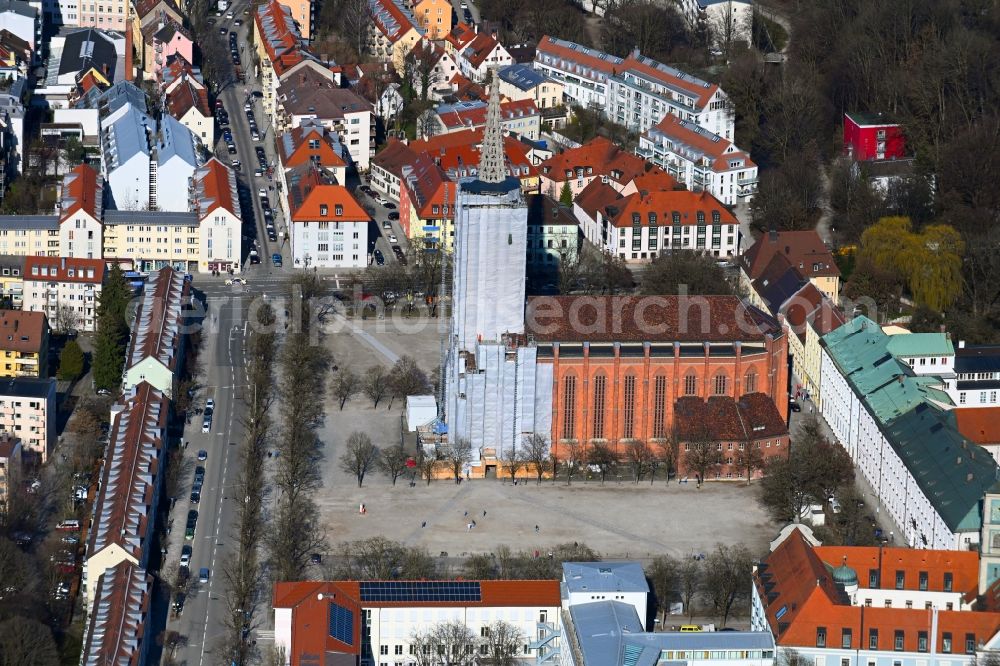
[{"xmin": 359, "ymin": 581, "xmax": 482, "ymax": 603}]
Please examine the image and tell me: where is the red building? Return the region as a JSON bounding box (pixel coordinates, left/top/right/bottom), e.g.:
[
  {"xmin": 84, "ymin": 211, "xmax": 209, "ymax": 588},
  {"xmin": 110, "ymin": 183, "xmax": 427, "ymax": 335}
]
[
  {"xmin": 843, "ymin": 112, "xmax": 906, "ymax": 161},
  {"xmin": 525, "ymin": 295, "xmax": 790, "ymax": 462}
]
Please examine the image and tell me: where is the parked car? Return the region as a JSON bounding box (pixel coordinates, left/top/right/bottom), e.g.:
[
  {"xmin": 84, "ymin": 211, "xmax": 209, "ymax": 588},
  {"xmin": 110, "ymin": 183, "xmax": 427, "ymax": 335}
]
[
  {"xmin": 61, "ymin": 534, "xmax": 80, "ymax": 544},
  {"xmin": 201, "ymin": 415, "xmax": 212, "ymax": 433},
  {"xmin": 197, "ymin": 449, "xmax": 208, "ymax": 461},
  {"xmin": 190, "ymin": 490, "xmax": 201, "ymax": 504},
  {"xmin": 373, "ymin": 249, "xmax": 385, "ymax": 265},
  {"xmin": 382, "ymin": 220, "xmax": 392, "ymax": 229},
  {"xmin": 172, "ymin": 592, "xmax": 186, "ymax": 615},
  {"xmin": 388, "ymin": 211, "xmax": 400, "ymax": 221},
  {"xmin": 789, "ymin": 400, "xmax": 802, "ymax": 412},
  {"xmin": 225, "ymin": 277, "xmax": 246, "ymax": 286},
  {"xmin": 387, "ymin": 234, "xmax": 398, "ymax": 243},
  {"xmin": 383, "ymin": 201, "xmax": 397, "ymax": 210},
  {"xmin": 56, "ymin": 519, "xmax": 80, "ymax": 531},
  {"xmin": 199, "ymin": 567, "xmax": 210, "ymax": 583},
  {"xmin": 272, "ymin": 253, "xmax": 282, "ymax": 267}
]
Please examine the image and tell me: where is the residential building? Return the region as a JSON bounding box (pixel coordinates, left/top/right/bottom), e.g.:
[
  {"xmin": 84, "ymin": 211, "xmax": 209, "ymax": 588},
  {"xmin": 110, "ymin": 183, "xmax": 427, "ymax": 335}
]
[
  {"xmin": 276, "ymin": 120, "xmax": 348, "ymax": 185},
  {"xmin": 404, "ymin": 39, "xmax": 459, "ymax": 101},
  {"xmin": 751, "ymin": 525, "xmax": 1000, "ymax": 666},
  {"xmin": 408, "ymin": 128, "xmax": 540, "ymax": 192},
  {"xmin": 539, "ymin": 136, "xmax": 676, "ymax": 201},
  {"xmin": 844, "ymin": 112, "xmax": 905, "ymax": 161},
  {"xmin": 525, "ymin": 194, "xmax": 579, "ymax": 285},
  {"xmin": 38, "ymin": 28, "xmax": 127, "ymax": 108},
  {"xmin": 366, "ymin": 0, "xmax": 423, "ymax": 74},
  {"xmin": 0, "ymin": 79, "xmax": 25, "ymax": 179},
  {"xmin": 274, "ymin": 0, "xmax": 313, "ymax": 39},
  {"xmin": 781, "ymin": 281, "xmax": 845, "ymax": 406},
  {"xmin": 0, "ymin": 309, "xmax": 47, "ymax": 377},
  {"xmin": 165, "ymin": 78, "xmax": 213, "ymax": 146},
  {"xmin": 377, "ymin": 81, "xmax": 404, "ymax": 119},
  {"xmin": 121, "ymin": 267, "xmax": 188, "ymax": 397},
  {"xmin": 0, "ymin": 0, "xmax": 37, "ymax": 52},
  {"xmin": 83, "ymin": 381, "xmax": 168, "ymax": 603},
  {"xmin": 22, "ymin": 256, "xmax": 104, "ymax": 332},
  {"xmin": 561, "ymin": 561, "xmax": 650, "ymax": 628},
  {"xmin": 676, "ymin": 0, "xmax": 753, "ymax": 48},
  {"xmin": 0, "ymin": 215, "xmax": 60, "ymax": 257},
  {"xmin": 819, "ymin": 315, "xmax": 998, "ymax": 550},
  {"xmin": 102, "ymin": 210, "xmax": 201, "ymax": 272},
  {"xmin": 57, "ymin": 164, "xmax": 104, "ymax": 259},
  {"xmin": 398, "ymin": 152, "xmax": 453, "ymax": 251},
  {"xmin": 638, "ymin": 112, "xmax": 757, "ymax": 205},
  {"xmin": 59, "ymin": 0, "xmax": 126, "ymax": 29},
  {"xmin": 952, "ymin": 408, "xmax": 1000, "ymax": 464},
  {"xmin": 941, "ymin": 342, "xmax": 1000, "ymax": 409},
  {"xmin": 140, "ymin": 18, "xmax": 192, "ymax": 81},
  {"xmin": 534, "ymin": 37, "xmax": 733, "ymax": 139},
  {"xmin": 0, "ymin": 254, "xmax": 23, "ymax": 307},
  {"xmin": 275, "ymin": 70, "xmax": 374, "ymax": 169},
  {"xmin": 80, "ymin": 562, "xmax": 153, "ymax": 666},
  {"xmin": 369, "ymin": 138, "xmax": 416, "ymax": 202},
  {"xmin": 0, "ymin": 434, "xmax": 20, "ymax": 513},
  {"xmin": 159, "ymin": 54, "xmax": 203, "ymax": 95},
  {"xmin": 739, "ymin": 230, "xmax": 841, "ymax": 304},
  {"xmin": 273, "ymin": 579, "xmax": 561, "ymax": 665},
  {"xmin": 130, "ymin": 0, "xmax": 183, "ymax": 38},
  {"xmin": 0, "ymin": 376, "xmax": 56, "ymax": 462},
  {"xmin": 286, "ymin": 166, "xmax": 370, "ymax": 268},
  {"xmin": 456, "ymin": 31, "xmax": 511, "ymax": 83},
  {"xmin": 497, "ymin": 63, "xmax": 564, "ymax": 109},
  {"xmin": 428, "ymin": 98, "xmax": 540, "ymax": 140},
  {"xmin": 410, "ymin": 0, "xmax": 450, "ymax": 39},
  {"xmin": 674, "ymin": 393, "xmax": 790, "ymax": 481},
  {"xmin": 597, "ymin": 189, "xmax": 739, "ymax": 262},
  {"xmin": 191, "ymin": 158, "xmax": 243, "ymax": 274}
]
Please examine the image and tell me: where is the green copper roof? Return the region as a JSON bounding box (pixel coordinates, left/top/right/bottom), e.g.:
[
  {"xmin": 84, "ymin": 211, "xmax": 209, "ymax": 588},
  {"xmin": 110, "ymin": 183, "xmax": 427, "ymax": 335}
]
[
  {"xmin": 822, "ymin": 316, "xmax": 998, "ymax": 533},
  {"xmin": 886, "ymin": 333, "xmax": 955, "ymax": 358}
]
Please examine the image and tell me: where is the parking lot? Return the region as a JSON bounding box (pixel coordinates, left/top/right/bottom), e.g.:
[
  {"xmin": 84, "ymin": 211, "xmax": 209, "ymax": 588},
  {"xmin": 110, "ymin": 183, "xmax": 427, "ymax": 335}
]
[{"xmin": 354, "ymin": 182, "xmax": 409, "ymax": 266}]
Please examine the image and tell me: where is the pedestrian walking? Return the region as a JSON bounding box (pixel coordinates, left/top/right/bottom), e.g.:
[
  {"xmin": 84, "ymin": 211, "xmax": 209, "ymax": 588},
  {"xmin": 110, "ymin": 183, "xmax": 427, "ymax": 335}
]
[
  {"xmin": 421, "ymin": 521, "xmax": 426, "ymax": 528},
  {"xmin": 534, "ymin": 525, "xmax": 539, "ymax": 533},
  {"xmin": 483, "ymin": 510, "xmax": 487, "ymax": 517},
  {"xmin": 463, "ymin": 511, "xmax": 468, "ymax": 517}
]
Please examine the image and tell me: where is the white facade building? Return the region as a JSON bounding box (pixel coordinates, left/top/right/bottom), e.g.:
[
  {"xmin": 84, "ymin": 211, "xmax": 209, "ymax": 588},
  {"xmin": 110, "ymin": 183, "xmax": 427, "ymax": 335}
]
[
  {"xmin": 561, "ymin": 561, "xmax": 650, "ymax": 629},
  {"xmin": 22, "ymin": 256, "xmax": 103, "ymax": 331}
]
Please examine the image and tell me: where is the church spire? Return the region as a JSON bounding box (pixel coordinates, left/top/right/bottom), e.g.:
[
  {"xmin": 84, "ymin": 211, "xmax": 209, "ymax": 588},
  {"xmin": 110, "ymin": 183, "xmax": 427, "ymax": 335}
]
[{"xmin": 477, "ymin": 68, "xmax": 507, "ymax": 184}]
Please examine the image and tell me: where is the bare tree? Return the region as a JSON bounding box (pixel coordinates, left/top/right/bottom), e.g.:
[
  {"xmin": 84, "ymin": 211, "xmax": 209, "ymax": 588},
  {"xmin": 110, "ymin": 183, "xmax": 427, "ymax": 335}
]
[
  {"xmin": 410, "ymin": 621, "xmax": 479, "ymax": 666},
  {"xmin": 587, "ymin": 441, "xmax": 616, "ymax": 484},
  {"xmin": 625, "ymin": 440, "xmax": 654, "ymax": 483},
  {"xmin": 704, "ymin": 543, "xmax": 754, "ymax": 627},
  {"xmin": 734, "ymin": 443, "xmax": 765, "ymax": 485},
  {"xmin": 678, "ymin": 556, "xmax": 704, "ymax": 622},
  {"xmin": 362, "ymin": 365, "xmax": 389, "ymax": 408},
  {"xmin": 331, "ymin": 367, "xmax": 360, "ymax": 410},
  {"xmin": 446, "ymin": 437, "xmax": 473, "ymax": 482},
  {"xmin": 483, "ymin": 620, "xmax": 525, "ymax": 666},
  {"xmin": 648, "ymin": 555, "xmax": 679, "ymax": 626},
  {"xmin": 378, "ymin": 443, "xmax": 409, "ymax": 485},
  {"xmin": 340, "ymin": 432, "xmax": 381, "ymax": 487},
  {"xmin": 522, "ymin": 433, "xmax": 550, "ymax": 485},
  {"xmin": 500, "ymin": 442, "xmax": 524, "ymax": 483},
  {"xmin": 683, "ymin": 437, "xmax": 723, "ymax": 485},
  {"xmin": 417, "ymin": 109, "xmax": 439, "ymax": 139},
  {"xmin": 333, "ymin": 536, "xmax": 437, "ymax": 580},
  {"xmin": 388, "ymin": 355, "xmax": 430, "ymax": 408},
  {"xmin": 561, "ymin": 439, "xmax": 583, "ymax": 485},
  {"xmin": 52, "ymin": 304, "xmax": 81, "ymax": 333},
  {"xmin": 0, "ymin": 616, "xmax": 60, "ymax": 666}
]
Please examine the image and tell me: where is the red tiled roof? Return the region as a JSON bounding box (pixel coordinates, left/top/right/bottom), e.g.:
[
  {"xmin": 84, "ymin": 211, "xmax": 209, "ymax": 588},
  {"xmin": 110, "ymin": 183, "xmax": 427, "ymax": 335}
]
[
  {"xmin": 609, "ymin": 190, "xmax": 736, "ymax": 229},
  {"xmin": 409, "ymin": 128, "xmax": 537, "ymax": 181},
  {"xmin": 81, "ymin": 561, "xmax": 151, "ymax": 666},
  {"xmin": 279, "ymin": 125, "xmax": 347, "ymax": 170},
  {"xmin": 628, "ymin": 169, "xmax": 680, "ymax": 194},
  {"xmin": 573, "ymin": 178, "xmax": 624, "ymax": 221},
  {"xmin": 525, "ymin": 295, "xmax": 781, "ymax": 343},
  {"xmin": 781, "ymin": 282, "xmax": 825, "ymax": 342},
  {"xmin": 675, "ymin": 393, "xmax": 787, "ymax": 442},
  {"xmin": 620, "ymin": 53, "xmax": 718, "ymax": 108},
  {"xmin": 372, "ymin": 139, "xmax": 419, "ymax": 178},
  {"xmin": 24, "ymin": 257, "xmax": 105, "ymax": 284},
  {"xmin": 401, "ymin": 153, "xmax": 452, "ymax": 219},
  {"xmin": 755, "ymin": 529, "xmax": 1000, "ymax": 652},
  {"xmin": 535, "ymin": 35, "xmax": 621, "ymax": 77},
  {"xmin": 126, "ymin": 267, "xmax": 188, "ymax": 372},
  {"xmin": 291, "ymin": 183, "xmax": 368, "ymax": 222},
  {"xmin": 740, "ymin": 230, "xmax": 840, "ymax": 280},
  {"xmin": 369, "ymin": 0, "xmax": 419, "ymax": 41},
  {"xmin": 436, "ymin": 99, "xmax": 538, "ymax": 130},
  {"xmin": 462, "ymin": 32, "xmax": 502, "ymax": 69},
  {"xmin": 953, "ymin": 407, "xmax": 1000, "ymax": 446},
  {"xmin": 0, "ymin": 310, "xmax": 47, "ymax": 354},
  {"xmin": 193, "ymin": 158, "xmax": 239, "ymax": 219},
  {"xmin": 59, "ymin": 164, "xmax": 102, "ymax": 221},
  {"xmin": 649, "ymin": 113, "xmax": 756, "ymax": 171},
  {"xmin": 165, "ymin": 79, "xmax": 210, "ymax": 121},
  {"xmin": 540, "ymin": 136, "xmax": 657, "ymax": 186},
  {"xmin": 444, "ymin": 21, "xmax": 476, "ymax": 51},
  {"xmin": 809, "ymin": 297, "xmax": 846, "ymax": 336},
  {"xmin": 255, "ymin": 0, "xmax": 304, "ymax": 66}
]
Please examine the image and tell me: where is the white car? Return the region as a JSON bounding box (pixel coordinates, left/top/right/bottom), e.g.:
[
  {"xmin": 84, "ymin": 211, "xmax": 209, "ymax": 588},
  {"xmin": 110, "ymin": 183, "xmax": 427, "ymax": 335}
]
[
  {"xmin": 205, "ymin": 398, "xmax": 215, "ymax": 412},
  {"xmin": 258, "ymin": 187, "xmax": 267, "ymax": 198},
  {"xmin": 180, "ymin": 551, "xmax": 191, "ymax": 568},
  {"xmin": 387, "ymin": 234, "xmax": 398, "ymax": 243},
  {"xmin": 225, "ymin": 10, "xmax": 234, "ymax": 18},
  {"xmin": 202, "ymin": 416, "xmax": 212, "ymax": 433},
  {"xmin": 225, "ymin": 277, "xmax": 246, "ymax": 286}
]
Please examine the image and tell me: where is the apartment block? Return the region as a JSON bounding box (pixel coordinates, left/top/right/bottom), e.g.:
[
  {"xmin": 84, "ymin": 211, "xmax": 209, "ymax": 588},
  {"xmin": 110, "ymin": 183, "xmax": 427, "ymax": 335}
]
[
  {"xmin": 0, "ymin": 376, "xmax": 56, "ymax": 463},
  {"xmin": 0, "ymin": 309, "xmax": 48, "ymax": 377},
  {"xmin": 22, "ymin": 256, "xmax": 104, "ymax": 332}
]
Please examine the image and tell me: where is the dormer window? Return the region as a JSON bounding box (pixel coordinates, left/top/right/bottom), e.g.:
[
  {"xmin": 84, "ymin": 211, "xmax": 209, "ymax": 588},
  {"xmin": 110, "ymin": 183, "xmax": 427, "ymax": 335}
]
[
  {"xmin": 320, "ymin": 204, "xmax": 328, "ymax": 216},
  {"xmin": 335, "ymin": 204, "xmax": 343, "ymax": 216}
]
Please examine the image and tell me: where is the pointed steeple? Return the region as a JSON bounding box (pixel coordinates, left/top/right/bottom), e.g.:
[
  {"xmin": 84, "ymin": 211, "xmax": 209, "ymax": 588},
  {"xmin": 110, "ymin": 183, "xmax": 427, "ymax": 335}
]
[{"xmin": 477, "ymin": 68, "xmax": 507, "ymax": 184}]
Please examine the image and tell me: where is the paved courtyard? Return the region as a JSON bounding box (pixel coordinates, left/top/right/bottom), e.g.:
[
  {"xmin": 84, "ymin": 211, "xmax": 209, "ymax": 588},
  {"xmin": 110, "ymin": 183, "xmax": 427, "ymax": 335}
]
[{"xmin": 309, "ymin": 316, "xmax": 780, "ymax": 563}]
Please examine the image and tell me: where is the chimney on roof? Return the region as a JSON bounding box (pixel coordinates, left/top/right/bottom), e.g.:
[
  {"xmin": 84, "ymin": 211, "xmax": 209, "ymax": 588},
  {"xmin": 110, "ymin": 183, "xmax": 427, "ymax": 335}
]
[
  {"xmin": 897, "ymin": 375, "xmax": 903, "ymax": 385},
  {"xmin": 768, "ymin": 229, "xmax": 777, "ymax": 242}
]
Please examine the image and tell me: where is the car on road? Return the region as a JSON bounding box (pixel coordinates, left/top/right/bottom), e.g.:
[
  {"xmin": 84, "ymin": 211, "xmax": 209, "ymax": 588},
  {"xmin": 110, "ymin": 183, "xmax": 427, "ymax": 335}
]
[
  {"xmin": 201, "ymin": 414, "xmax": 212, "ymax": 432},
  {"xmin": 234, "ymin": 18, "xmax": 242, "ymax": 25},
  {"xmin": 225, "ymin": 277, "xmax": 246, "ymax": 286},
  {"xmin": 190, "ymin": 490, "xmax": 201, "ymax": 504},
  {"xmin": 258, "ymin": 187, "xmax": 267, "ymax": 198},
  {"xmin": 272, "ymin": 253, "xmax": 282, "ymax": 267},
  {"xmin": 267, "ymin": 230, "xmax": 278, "ymax": 242},
  {"xmin": 789, "ymin": 400, "xmax": 802, "ymax": 412},
  {"xmin": 227, "ymin": 143, "xmax": 237, "ymax": 155},
  {"xmin": 197, "ymin": 449, "xmax": 208, "ymax": 461},
  {"xmin": 387, "ymin": 234, "xmax": 398, "ymax": 243},
  {"xmin": 199, "ymin": 567, "xmax": 210, "ymax": 583},
  {"xmin": 219, "ymin": 26, "xmax": 226, "ymax": 34},
  {"xmin": 180, "ymin": 546, "xmax": 192, "ymax": 568},
  {"xmin": 249, "ymin": 253, "xmax": 260, "ymax": 264},
  {"xmin": 172, "ymin": 592, "xmax": 186, "ymax": 615},
  {"xmin": 56, "ymin": 519, "xmax": 80, "ymax": 531},
  {"xmin": 206, "ymin": 398, "xmax": 215, "ymax": 411},
  {"xmin": 388, "ymin": 211, "xmax": 400, "ymax": 220},
  {"xmin": 383, "ymin": 201, "xmax": 397, "ymax": 210},
  {"xmin": 382, "ymin": 220, "xmax": 392, "ymax": 229},
  {"xmin": 251, "ymin": 130, "xmax": 260, "ymax": 141},
  {"xmin": 392, "ymin": 245, "xmax": 406, "ymax": 263},
  {"xmin": 194, "ymin": 466, "xmax": 205, "ymax": 484},
  {"xmin": 373, "ymin": 249, "xmax": 385, "ymax": 265},
  {"xmin": 185, "ymin": 510, "xmax": 198, "ymax": 539},
  {"xmin": 225, "ymin": 10, "xmax": 233, "ymax": 17},
  {"xmin": 254, "ymin": 168, "xmax": 263, "ymax": 177},
  {"xmin": 61, "ymin": 534, "xmax": 79, "ymax": 544}
]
